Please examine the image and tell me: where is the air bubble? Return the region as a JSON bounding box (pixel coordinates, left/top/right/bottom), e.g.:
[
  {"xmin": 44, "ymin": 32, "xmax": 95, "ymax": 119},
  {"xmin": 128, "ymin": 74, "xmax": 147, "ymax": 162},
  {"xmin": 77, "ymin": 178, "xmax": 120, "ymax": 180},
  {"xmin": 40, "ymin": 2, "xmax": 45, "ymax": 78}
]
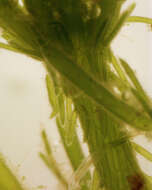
[
  {"xmin": 18, "ymin": 0, "xmax": 24, "ymax": 7},
  {"xmin": 53, "ymin": 140, "xmax": 60, "ymax": 152},
  {"xmin": 96, "ymin": 6, "xmax": 101, "ymax": 17},
  {"xmin": 113, "ymin": 87, "xmax": 121, "ymax": 95}
]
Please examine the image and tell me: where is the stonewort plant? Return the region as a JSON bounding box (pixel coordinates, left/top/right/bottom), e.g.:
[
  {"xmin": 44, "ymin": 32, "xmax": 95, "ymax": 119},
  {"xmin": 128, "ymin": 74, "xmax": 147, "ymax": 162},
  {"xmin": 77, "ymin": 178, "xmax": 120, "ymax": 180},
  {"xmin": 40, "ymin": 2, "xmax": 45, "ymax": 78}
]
[{"xmin": 0, "ymin": 0, "xmax": 152, "ymax": 190}]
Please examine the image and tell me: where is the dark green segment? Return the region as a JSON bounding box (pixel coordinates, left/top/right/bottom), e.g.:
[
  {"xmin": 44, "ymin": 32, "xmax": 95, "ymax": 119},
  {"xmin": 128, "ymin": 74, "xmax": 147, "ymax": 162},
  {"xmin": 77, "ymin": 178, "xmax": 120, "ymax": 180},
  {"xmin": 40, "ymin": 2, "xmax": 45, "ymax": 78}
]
[{"xmin": 43, "ymin": 47, "xmax": 152, "ymax": 131}]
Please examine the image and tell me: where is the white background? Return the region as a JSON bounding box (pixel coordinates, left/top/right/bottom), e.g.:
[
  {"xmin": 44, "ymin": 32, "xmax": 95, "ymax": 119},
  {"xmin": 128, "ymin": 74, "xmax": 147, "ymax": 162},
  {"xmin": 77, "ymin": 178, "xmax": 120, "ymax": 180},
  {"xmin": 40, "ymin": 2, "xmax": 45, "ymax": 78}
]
[{"xmin": 0, "ymin": 0, "xmax": 152, "ymax": 189}]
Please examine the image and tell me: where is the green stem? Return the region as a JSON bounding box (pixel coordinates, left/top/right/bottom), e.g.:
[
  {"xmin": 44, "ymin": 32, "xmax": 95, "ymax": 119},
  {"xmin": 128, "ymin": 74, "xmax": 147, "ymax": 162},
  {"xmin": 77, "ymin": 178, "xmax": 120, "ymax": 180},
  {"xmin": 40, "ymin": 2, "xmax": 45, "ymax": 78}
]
[
  {"xmin": 46, "ymin": 75, "xmax": 88, "ymax": 171},
  {"xmin": 46, "ymin": 75, "xmax": 91, "ymax": 190},
  {"xmin": 0, "ymin": 155, "xmax": 25, "ymax": 190},
  {"xmin": 120, "ymin": 58, "xmax": 149, "ymax": 102},
  {"xmin": 132, "ymin": 142, "xmax": 152, "ymax": 162},
  {"xmin": 56, "ymin": 117, "xmax": 86, "ymax": 171},
  {"xmin": 39, "ymin": 153, "xmax": 68, "ymax": 189},
  {"xmin": 73, "ymin": 97, "xmax": 145, "ymax": 190},
  {"xmin": 40, "ymin": 130, "xmax": 68, "ymax": 188},
  {"xmin": 127, "ymin": 16, "xmax": 152, "ymax": 24},
  {"xmin": 103, "ymin": 4, "xmax": 135, "ymax": 46},
  {"xmin": 0, "ymin": 42, "xmax": 41, "ymax": 60}
]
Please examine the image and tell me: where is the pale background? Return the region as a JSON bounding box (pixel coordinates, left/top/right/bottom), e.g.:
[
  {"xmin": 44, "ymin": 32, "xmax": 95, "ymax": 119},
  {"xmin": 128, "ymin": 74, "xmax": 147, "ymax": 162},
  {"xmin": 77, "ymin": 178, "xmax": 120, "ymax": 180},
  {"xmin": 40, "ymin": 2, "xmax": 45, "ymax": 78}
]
[{"xmin": 0, "ymin": 0, "xmax": 152, "ymax": 189}]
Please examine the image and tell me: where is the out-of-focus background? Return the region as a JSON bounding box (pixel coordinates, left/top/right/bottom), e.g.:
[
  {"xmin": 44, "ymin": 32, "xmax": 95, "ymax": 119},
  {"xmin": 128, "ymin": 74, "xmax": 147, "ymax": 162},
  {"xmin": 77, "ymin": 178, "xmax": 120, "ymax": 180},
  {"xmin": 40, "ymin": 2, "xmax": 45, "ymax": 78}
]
[{"xmin": 0, "ymin": 0, "xmax": 152, "ymax": 189}]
